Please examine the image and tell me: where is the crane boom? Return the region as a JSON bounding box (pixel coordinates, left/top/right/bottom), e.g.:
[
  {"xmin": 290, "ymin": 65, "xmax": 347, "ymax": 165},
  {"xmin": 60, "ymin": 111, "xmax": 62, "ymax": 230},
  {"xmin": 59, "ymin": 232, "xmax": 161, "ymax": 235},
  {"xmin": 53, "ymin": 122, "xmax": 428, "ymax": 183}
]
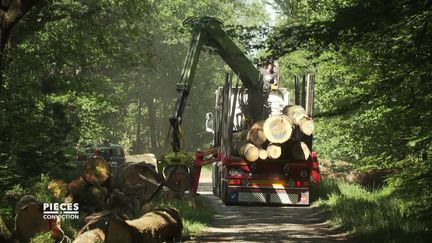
[{"xmin": 170, "ymin": 17, "xmax": 265, "ymax": 152}]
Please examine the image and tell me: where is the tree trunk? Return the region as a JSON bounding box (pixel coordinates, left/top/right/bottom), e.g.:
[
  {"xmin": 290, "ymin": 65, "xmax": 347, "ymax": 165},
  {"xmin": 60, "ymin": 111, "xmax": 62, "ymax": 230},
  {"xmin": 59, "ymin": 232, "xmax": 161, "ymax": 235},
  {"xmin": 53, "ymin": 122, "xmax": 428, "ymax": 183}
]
[
  {"xmin": 163, "ymin": 165, "xmax": 191, "ymax": 193},
  {"xmin": 105, "ymin": 219, "xmax": 137, "ymax": 243},
  {"xmin": 68, "ymin": 180, "xmax": 109, "ymax": 211},
  {"xmin": 282, "ymin": 105, "xmax": 308, "ymax": 124},
  {"xmin": 67, "ymin": 177, "xmax": 87, "ymax": 195},
  {"xmin": 134, "ymin": 98, "xmax": 144, "ymax": 153},
  {"xmin": 47, "ymin": 179, "xmax": 68, "ymax": 201},
  {"xmin": 0, "ymin": 0, "xmax": 42, "ymax": 94},
  {"xmin": 146, "ymin": 98, "xmax": 158, "ymax": 150}
]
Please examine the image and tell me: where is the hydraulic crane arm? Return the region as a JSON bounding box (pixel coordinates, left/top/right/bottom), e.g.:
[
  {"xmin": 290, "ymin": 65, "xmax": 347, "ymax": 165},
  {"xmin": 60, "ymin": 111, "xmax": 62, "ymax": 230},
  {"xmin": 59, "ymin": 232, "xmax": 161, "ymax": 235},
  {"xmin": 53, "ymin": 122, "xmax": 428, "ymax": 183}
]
[{"xmin": 170, "ymin": 17, "xmax": 265, "ymax": 152}]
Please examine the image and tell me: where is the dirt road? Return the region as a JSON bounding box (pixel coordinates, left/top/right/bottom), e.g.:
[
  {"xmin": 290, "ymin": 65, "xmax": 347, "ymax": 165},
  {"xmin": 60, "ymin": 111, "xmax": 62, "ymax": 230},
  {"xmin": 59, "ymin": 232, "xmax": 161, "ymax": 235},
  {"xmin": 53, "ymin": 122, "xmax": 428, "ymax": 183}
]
[{"xmin": 195, "ymin": 171, "xmax": 348, "ymax": 243}]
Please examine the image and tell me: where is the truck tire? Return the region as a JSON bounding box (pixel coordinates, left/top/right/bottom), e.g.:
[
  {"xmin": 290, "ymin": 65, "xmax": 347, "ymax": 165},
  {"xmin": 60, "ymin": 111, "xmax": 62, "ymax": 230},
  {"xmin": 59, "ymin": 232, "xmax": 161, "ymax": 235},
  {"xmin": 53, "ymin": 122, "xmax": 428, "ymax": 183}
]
[
  {"xmin": 220, "ymin": 166, "xmax": 233, "ymax": 206},
  {"xmin": 220, "ymin": 179, "xmax": 227, "ymax": 204},
  {"xmin": 212, "ymin": 163, "xmax": 219, "ymax": 196}
]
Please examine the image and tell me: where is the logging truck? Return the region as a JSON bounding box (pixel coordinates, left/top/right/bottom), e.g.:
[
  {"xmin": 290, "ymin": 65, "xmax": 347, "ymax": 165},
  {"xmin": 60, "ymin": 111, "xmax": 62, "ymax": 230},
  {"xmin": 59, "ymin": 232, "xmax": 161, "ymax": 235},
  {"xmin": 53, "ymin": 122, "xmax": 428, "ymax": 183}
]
[{"xmin": 160, "ymin": 17, "xmax": 321, "ymax": 205}]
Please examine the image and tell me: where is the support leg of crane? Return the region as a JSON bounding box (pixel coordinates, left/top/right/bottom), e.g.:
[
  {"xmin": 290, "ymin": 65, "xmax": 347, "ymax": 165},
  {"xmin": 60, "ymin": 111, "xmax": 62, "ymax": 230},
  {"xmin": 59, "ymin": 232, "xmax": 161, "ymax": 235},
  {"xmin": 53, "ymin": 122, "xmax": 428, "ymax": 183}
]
[
  {"xmin": 190, "ymin": 149, "xmax": 219, "ymax": 194},
  {"xmin": 190, "ymin": 151, "xmax": 203, "ymax": 195}
]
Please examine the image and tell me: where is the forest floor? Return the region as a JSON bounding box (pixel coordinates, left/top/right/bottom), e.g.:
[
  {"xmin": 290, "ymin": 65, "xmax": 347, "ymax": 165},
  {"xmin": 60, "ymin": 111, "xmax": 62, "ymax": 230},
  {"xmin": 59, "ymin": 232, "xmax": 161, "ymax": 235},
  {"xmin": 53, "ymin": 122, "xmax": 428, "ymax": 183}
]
[{"xmin": 193, "ymin": 170, "xmax": 348, "ymax": 243}]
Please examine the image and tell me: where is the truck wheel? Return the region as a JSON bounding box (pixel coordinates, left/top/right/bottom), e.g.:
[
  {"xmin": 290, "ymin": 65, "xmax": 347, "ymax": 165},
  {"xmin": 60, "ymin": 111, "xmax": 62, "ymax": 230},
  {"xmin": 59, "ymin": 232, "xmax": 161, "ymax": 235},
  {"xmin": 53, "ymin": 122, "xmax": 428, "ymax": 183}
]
[
  {"xmin": 212, "ymin": 163, "xmax": 219, "ymax": 196},
  {"xmin": 220, "ymin": 180, "xmax": 234, "ymax": 206},
  {"xmin": 220, "ymin": 166, "xmax": 233, "ymax": 205},
  {"xmin": 220, "ymin": 180, "xmax": 227, "ymax": 204}
]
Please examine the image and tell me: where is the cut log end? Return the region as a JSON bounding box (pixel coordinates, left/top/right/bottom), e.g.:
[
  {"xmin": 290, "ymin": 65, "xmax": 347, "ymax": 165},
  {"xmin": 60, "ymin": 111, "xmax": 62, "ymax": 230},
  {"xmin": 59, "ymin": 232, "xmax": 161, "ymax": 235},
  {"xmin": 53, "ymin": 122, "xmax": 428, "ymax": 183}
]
[
  {"xmin": 266, "ymin": 144, "xmax": 282, "ymax": 159},
  {"xmin": 299, "ymin": 118, "xmax": 315, "ymax": 136},
  {"xmin": 282, "ymin": 105, "xmax": 308, "ymax": 124},
  {"xmin": 258, "ymin": 149, "xmax": 268, "ymax": 160},
  {"xmin": 263, "ymin": 115, "xmax": 293, "ymax": 144},
  {"xmin": 242, "ymin": 143, "xmax": 259, "ymax": 162}
]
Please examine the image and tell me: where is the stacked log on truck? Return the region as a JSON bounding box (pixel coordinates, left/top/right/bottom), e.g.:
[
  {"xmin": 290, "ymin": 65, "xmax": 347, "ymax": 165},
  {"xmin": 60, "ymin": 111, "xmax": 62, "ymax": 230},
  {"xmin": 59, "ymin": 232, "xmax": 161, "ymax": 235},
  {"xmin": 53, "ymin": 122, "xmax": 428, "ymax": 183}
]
[{"xmin": 232, "ymin": 105, "xmax": 315, "ymax": 162}]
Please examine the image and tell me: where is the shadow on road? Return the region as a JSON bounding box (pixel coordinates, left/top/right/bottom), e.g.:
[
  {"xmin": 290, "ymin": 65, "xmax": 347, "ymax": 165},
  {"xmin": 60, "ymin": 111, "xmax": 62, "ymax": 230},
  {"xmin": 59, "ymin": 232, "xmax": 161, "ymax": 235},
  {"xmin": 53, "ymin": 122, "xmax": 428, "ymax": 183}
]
[{"xmin": 195, "ymin": 178, "xmax": 348, "ymax": 243}]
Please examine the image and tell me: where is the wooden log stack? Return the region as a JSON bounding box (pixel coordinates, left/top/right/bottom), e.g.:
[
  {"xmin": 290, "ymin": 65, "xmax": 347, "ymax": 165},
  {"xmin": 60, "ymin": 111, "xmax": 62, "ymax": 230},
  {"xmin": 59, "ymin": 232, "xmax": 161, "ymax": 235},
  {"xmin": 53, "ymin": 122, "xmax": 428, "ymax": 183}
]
[
  {"xmin": 14, "ymin": 156, "xmax": 184, "ymax": 242},
  {"xmin": 232, "ymin": 105, "xmax": 315, "ymax": 162},
  {"xmin": 67, "ymin": 157, "xmax": 111, "ymax": 212},
  {"xmin": 73, "ymin": 207, "xmax": 182, "ymax": 243}
]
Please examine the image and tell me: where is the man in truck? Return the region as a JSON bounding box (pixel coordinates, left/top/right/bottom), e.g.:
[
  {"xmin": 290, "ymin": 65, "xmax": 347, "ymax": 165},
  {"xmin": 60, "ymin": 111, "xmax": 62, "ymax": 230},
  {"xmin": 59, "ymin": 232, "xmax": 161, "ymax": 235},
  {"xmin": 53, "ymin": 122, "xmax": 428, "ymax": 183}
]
[{"xmin": 261, "ymin": 60, "xmax": 279, "ymax": 86}]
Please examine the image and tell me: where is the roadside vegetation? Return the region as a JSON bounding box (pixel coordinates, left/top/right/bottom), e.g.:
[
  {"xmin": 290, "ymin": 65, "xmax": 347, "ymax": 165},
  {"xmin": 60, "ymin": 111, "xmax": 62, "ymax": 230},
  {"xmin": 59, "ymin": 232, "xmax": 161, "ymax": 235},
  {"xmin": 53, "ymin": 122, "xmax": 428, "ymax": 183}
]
[
  {"xmin": 266, "ymin": 1, "xmax": 432, "ymax": 241},
  {"xmin": 312, "ymin": 177, "xmax": 431, "ymax": 242},
  {"xmin": 5, "ymin": 173, "xmax": 212, "ymax": 242},
  {"xmin": 158, "ymin": 199, "xmax": 213, "ymax": 238},
  {"xmin": 0, "ymin": 0, "xmax": 431, "ymax": 241}
]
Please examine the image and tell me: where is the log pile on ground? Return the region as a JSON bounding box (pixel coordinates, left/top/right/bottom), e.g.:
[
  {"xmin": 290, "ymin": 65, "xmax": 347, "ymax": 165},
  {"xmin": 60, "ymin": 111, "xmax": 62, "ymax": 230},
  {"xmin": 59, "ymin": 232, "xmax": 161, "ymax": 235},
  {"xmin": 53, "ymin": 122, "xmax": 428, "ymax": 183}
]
[
  {"xmin": 112, "ymin": 162, "xmax": 162, "ymax": 207},
  {"xmin": 73, "ymin": 207, "xmax": 182, "ymax": 243},
  {"xmin": 14, "ymin": 156, "xmax": 184, "ymax": 242},
  {"xmin": 232, "ymin": 105, "xmax": 315, "ymax": 162}
]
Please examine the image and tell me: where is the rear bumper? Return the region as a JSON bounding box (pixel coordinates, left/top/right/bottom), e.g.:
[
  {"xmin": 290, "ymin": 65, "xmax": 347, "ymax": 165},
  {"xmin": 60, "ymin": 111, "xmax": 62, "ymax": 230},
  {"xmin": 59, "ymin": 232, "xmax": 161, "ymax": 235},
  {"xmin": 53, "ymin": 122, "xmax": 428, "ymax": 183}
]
[{"xmin": 226, "ymin": 187, "xmax": 309, "ymax": 205}]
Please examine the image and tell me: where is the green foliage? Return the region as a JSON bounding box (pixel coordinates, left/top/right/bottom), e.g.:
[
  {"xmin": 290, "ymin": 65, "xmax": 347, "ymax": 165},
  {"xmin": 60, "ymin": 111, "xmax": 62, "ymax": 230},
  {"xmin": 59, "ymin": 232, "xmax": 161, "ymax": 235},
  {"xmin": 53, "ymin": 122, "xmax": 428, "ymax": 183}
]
[
  {"xmin": 30, "ymin": 232, "xmax": 55, "ymax": 243},
  {"xmin": 0, "ymin": 0, "xmax": 270, "ymax": 199},
  {"xmin": 157, "ymin": 198, "xmax": 213, "ymax": 237},
  {"xmin": 316, "ymin": 179, "xmax": 431, "ymax": 242},
  {"xmin": 33, "ymin": 173, "xmax": 54, "ymax": 203},
  {"xmin": 272, "ymin": 0, "xmax": 432, "ymax": 220}
]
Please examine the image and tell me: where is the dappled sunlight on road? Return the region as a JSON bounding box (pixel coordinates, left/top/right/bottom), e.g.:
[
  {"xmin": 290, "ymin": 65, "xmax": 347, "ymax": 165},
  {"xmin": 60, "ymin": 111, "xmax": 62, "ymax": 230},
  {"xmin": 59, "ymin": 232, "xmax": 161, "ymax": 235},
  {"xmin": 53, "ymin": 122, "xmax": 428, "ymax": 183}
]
[{"xmin": 194, "ymin": 169, "xmax": 348, "ymax": 243}]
